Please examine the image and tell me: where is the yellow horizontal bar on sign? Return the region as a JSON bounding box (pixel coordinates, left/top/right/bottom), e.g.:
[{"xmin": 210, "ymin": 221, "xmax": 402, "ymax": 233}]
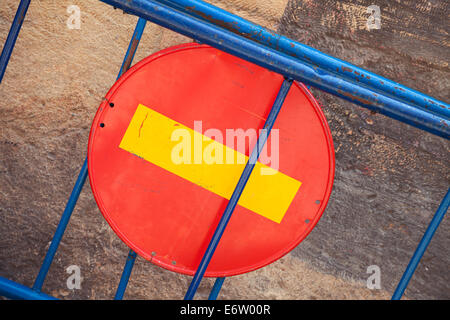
[{"xmin": 119, "ymin": 104, "xmax": 301, "ymax": 223}]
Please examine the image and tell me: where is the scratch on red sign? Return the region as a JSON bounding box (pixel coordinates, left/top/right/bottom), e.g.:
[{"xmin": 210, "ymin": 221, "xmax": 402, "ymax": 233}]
[{"xmin": 138, "ymin": 112, "xmax": 149, "ymax": 138}]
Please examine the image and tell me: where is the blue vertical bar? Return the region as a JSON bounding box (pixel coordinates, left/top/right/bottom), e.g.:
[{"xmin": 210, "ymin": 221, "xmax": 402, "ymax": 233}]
[
  {"xmin": 392, "ymin": 187, "xmax": 450, "ymax": 300},
  {"xmin": 114, "ymin": 250, "xmax": 137, "ymax": 300},
  {"xmin": 117, "ymin": 18, "xmax": 147, "ymax": 79},
  {"xmin": 32, "ymin": 17, "xmax": 147, "ymax": 293},
  {"xmin": 0, "ymin": 0, "xmax": 31, "ymax": 83},
  {"xmin": 184, "ymin": 78, "xmax": 293, "ymax": 300},
  {"xmin": 33, "ymin": 158, "xmax": 88, "ymax": 292},
  {"xmin": 112, "ymin": 17, "xmax": 147, "ymax": 300},
  {"xmin": 208, "ymin": 277, "xmax": 225, "ymax": 300}
]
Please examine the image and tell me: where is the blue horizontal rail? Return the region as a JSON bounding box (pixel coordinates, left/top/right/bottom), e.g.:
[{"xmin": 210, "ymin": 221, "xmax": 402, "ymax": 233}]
[
  {"xmin": 0, "ymin": 277, "xmax": 57, "ymax": 300},
  {"xmin": 159, "ymin": 0, "xmax": 449, "ymax": 120},
  {"xmin": 99, "ymin": 0, "xmax": 449, "ymax": 139}
]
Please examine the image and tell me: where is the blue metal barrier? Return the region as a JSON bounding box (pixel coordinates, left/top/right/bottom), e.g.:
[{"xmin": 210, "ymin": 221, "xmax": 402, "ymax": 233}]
[
  {"xmin": 0, "ymin": 276, "xmax": 56, "ymax": 300},
  {"xmin": 159, "ymin": 0, "xmax": 449, "ymax": 120},
  {"xmin": 99, "ymin": 0, "xmax": 449, "ymax": 139},
  {"xmin": 0, "ymin": 0, "xmax": 448, "ymax": 300}
]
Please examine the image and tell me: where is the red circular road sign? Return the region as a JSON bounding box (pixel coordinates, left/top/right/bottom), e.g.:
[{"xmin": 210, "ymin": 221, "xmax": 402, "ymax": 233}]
[{"xmin": 88, "ymin": 43, "xmax": 335, "ymax": 277}]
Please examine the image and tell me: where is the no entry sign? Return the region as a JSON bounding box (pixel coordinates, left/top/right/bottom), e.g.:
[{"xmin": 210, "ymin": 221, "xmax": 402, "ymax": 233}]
[{"xmin": 88, "ymin": 43, "xmax": 335, "ymax": 277}]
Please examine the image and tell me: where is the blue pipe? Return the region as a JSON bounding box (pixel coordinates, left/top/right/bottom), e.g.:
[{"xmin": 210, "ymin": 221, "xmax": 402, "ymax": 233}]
[
  {"xmin": 392, "ymin": 187, "xmax": 450, "ymax": 300},
  {"xmin": 112, "ymin": 18, "xmax": 146, "ymax": 300},
  {"xmin": 158, "ymin": 0, "xmax": 449, "ymax": 120},
  {"xmin": 0, "ymin": 0, "xmax": 31, "ymax": 83},
  {"xmin": 0, "ymin": 277, "xmax": 57, "ymax": 300},
  {"xmin": 118, "ymin": 18, "xmax": 147, "ymax": 79},
  {"xmin": 114, "ymin": 250, "xmax": 137, "ymax": 300},
  {"xmin": 31, "ymin": 17, "xmax": 146, "ymax": 294},
  {"xmin": 32, "ymin": 158, "xmax": 88, "ymax": 292},
  {"xmin": 184, "ymin": 79, "xmax": 293, "ymax": 300},
  {"xmin": 98, "ymin": 0, "xmax": 449, "ymax": 139},
  {"xmin": 208, "ymin": 277, "xmax": 225, "ymax": 300}
]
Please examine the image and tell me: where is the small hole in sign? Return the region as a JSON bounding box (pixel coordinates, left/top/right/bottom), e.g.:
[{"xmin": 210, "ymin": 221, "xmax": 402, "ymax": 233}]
[
  {"xmin": 305, "ymin": 219, "xmax": 310, "ymax": 224},
  {"xmin": 315, "ymin": 200, "xmax": 321, "ymax": 205},
  {"xmin": 100, "ymin": 123, "xmax": 105, "ymax": 128},
  {"xmin": 109, "ymin": 102, "xmax": 114, "ymax": 108}
]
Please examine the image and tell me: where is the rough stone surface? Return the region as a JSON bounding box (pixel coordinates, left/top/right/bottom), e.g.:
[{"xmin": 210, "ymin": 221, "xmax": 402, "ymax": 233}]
[{"xmin": 0, "ymin": 0, "xmax": 447, "ymax": 300}]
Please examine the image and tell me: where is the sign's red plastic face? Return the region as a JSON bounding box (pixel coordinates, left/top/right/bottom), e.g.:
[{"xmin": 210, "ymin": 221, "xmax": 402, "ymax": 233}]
[{"xmin": 88, "ymin": 43, "xmax": 335, "ymax": 277}]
